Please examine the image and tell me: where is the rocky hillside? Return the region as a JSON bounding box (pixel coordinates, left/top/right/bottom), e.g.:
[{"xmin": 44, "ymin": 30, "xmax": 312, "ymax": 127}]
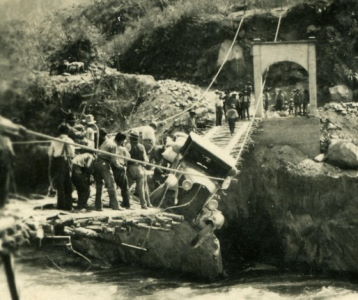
[{"xmin": 1, "ymin": 0, "xmax": 357, "ymax": 110}]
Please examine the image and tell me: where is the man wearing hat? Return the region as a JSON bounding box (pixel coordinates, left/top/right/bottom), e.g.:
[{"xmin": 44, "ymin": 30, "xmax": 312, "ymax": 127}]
[
  {"xmin": 127, "ymin": 130, "xmax": 151, "ymax": 209},
  {"xmin": 93, "ymin": 132, "xmax": 126, "ymax": 210},
  {"xmin": 111, "ymin": 132, "xmax": 131, "ymax": 209},
  {"xmin": 84, "ymin": 114, "xmax": 99, "ymax": 148},
  {"xmin": 133, "ymin": 121, "xmax": 157, "ymax": 155}
]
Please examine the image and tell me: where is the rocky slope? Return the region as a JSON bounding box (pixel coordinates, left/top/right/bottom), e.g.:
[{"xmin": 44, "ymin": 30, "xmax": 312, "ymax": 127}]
[
  {"xmin": 218, "ymin": 126, "xmax": 358, "ymax": 274},
  {"xmin": 10, "ymin": 66, "xmax": 218, "ymax": 193}
]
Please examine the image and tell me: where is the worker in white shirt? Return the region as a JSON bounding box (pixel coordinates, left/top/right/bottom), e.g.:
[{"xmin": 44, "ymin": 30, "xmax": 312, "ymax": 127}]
[
  {"xmin": 135, "ymin": 122, "xmax": 157, "ymax": 154},
  {"xmin": 48, "ymin": 124, "xmax": 75, "ymax": 210}
]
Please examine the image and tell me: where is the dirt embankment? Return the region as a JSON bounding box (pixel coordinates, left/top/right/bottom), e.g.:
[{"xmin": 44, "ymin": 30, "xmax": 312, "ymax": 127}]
[{"xmin": 218, "ymin": 110, "xmax": 358, "ymax": 274}]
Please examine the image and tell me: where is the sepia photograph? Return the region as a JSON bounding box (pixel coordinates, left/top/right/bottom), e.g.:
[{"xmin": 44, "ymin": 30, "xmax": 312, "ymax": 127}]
[{"xmin": 0, "ymin": 0, "xmax": 358, "ymax": 299}]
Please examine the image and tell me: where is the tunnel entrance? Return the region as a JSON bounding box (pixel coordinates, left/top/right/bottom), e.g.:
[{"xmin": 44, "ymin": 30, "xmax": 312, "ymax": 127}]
[
  {"xmin": 252, "ymin": 40, "xmax": 317, "ymax": 117},
  {"xmin": 263, "ymin": 61, "xmax": 309, "ymax": 117}
]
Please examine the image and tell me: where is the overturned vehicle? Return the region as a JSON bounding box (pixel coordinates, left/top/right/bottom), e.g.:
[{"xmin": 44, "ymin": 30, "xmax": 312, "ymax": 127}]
[{"xmin": 150, "ymin": 132, "xmax": 237, "ymax": 249}]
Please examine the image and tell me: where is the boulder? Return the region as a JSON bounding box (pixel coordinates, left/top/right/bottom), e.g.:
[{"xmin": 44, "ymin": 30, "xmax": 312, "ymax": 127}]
[
  {"xmin": 326, "ymin": 140, "xmax": 358, "ymax": 169},
  {"xmin": 329, "ymin": 85, "xmax": 353, "ymax": 102}
]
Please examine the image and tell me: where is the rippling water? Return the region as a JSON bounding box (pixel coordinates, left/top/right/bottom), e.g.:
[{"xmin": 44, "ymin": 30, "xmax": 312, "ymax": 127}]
[{"xmin": 1, "ymin": 261, "xmax": 358, "ymax": 300}]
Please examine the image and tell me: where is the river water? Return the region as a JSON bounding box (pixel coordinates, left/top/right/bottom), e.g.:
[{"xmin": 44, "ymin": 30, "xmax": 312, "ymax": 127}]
[{"xmin": 1, "ymin": 260, "xmax": 358, "ymax": 300}]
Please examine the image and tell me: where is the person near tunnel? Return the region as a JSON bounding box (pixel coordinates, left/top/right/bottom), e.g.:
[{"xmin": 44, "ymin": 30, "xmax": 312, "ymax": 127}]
[
  {"xmin": 303, "ymin": 89, "xmax": 309, "ymax": 115},
  {"xmin": 293, "ymin": 89, "xmax": 302, "ymax": 116}
]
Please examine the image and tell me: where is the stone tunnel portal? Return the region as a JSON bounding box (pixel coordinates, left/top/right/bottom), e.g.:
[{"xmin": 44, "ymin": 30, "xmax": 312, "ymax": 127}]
[{"xmin": 252, "ymin": 40, "xmax": 317, "ymax": 117}]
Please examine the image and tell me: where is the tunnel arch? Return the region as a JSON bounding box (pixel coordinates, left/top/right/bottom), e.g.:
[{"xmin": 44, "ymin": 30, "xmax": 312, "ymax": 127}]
[
  {"xmin": 263, "ymin": 61, "xmax": 308, "ymax": 89},
  {"xmin": 252, "ymin": 41, "xmax": 317, "ymax": 117}
]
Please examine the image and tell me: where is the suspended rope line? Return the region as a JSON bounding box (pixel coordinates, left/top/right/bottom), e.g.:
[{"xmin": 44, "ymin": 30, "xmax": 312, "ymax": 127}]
[
  {"xmin": 12, "ymin": 140, "xmax": 51, "ymax": 145},
  {"xmin": 22, "ymin": 128, "xmax": 224, "ymax": 182},
  {"xmin": 159, "ymin": 15, "xmax": 246, "ymax": 124},
  {"xmin": 274, "ymin": 14, "xmax": 283, "ymax": 42}
]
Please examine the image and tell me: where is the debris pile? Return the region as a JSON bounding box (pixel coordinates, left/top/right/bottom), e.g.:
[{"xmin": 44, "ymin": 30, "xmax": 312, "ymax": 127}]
[
  {"xmin": 133, "ymin": 79, "xmax": 218, "ymax": 131},
  {"xmin": 319, "ymin": 102, "xmax": 358, "ymax": 152},
  {"xmin": 45, "ymin": 211, "xmax": 185, "ymax": 240}
]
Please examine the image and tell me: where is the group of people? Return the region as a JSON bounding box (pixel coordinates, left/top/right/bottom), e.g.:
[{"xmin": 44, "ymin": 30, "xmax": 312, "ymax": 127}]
[
  {"xmin": 215, "ymin": 85, "xmax": 252, "ymax": 135},
  {"xmin": 264, "ymin": 88, "xmax": 310, "ymax": 116},
  {"xmin": 48, "ymin": 113, "xmax": 160, "ymax": 211}
]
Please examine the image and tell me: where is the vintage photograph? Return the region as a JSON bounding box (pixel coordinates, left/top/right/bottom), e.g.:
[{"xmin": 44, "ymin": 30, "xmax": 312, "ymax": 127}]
[{"xmin": 0, "ymin": 0, "xmax": 358, "ymax": 299}]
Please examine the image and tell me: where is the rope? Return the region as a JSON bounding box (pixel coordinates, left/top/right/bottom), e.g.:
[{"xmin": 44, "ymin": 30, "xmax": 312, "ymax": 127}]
[
  {"xmin": 23, "ymin": 128, "xmax": 224, "ymax": 181},
  {"xmin": 12, "ymin": 140, "xmax": 51, "ymax": 145},
  {"xmin": 274, "ymin": 14, "xmax": 282, "ymax": 42},
  {"xmin": 159, "ymin": 15, "xmax": 246, "ymax": 124}
]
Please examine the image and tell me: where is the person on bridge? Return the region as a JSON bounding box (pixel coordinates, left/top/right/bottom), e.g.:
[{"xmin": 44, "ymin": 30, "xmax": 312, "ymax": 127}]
[
  {"xmin": 215, "ymin": 94, "xmax": 224, "ymax": 126},
  {"xmin": 303, "ymin": 89, "xmax": 309, "ymax": 115},
  {"xmin": 226, "ymin": 104, "xmax": 239, "ymax": 135},
  {"xmin": 93, "ymin": 132, "xmax": 125, "ymax": 210},
  {"xmin": 127, "ymin": 131, "xmax": 152, "ymax": 209},
  {"xmin": 48, "ymin": 124, "xmax": 75, "ymax": 211},
  {"xmin": 242, "ymin": 87, "xmax": 251, "ymax": 119}
]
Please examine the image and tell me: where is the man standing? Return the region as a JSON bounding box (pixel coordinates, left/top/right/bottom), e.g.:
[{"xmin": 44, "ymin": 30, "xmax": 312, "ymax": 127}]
[
  {"xmin": 93, "ymin": 132, "xmax": 124, "ymax": 210},
  {"xmin": 127, "ymin": 131, "xmax": 151, "ymax": 209},
  {"xmin": 48, "ymin": 124, "xmax": 75, "ymax": 211},
  {"xmin": 186, "ymin": 111, "xmax": 197, "ymax": 133},
  {"xmin": 84, "ymin": 114, "xmax": 99, "ymax": 148},
  {"xmin": 215, "ymin": 94, "xmax": 224, "ymax": 126},
  {"xmin": 71, "ymin": 151, "xmax": 95, "ymax": 210},
  {"xmin": 303, "ymin": 89, "xmax": 309, "ymax": 115},
  {"xmin": 293, "ymin": 89, "xmax": 302, "ymax": 116},
  {"xmin": 242, "ymin": 87, "xmax": 251, "ymax": 119},
  {"xmin": 226, "ymin": 104, "xmax": 239, "ymax": 135},
  {"xmin": 111, "ymin": 132, "xmax": 131, "ymax": 209}
]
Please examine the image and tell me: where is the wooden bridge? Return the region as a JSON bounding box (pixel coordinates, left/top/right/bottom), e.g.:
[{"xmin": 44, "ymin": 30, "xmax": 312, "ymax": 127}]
[{"xmin": 204, "ymin": 120, "xmax": 251, "ymax": 162}]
